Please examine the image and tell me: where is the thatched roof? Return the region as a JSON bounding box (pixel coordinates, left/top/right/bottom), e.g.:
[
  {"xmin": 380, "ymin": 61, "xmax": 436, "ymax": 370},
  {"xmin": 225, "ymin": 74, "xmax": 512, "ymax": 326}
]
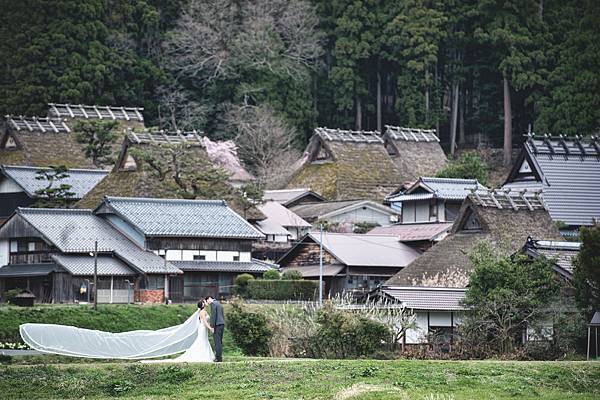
[
  {"xmin": 383, "ymin": 125, "xmax": 447, "ymax": 181},
  {"xmin": 48, "ymin": 103, "xmax": 144, "ymax": 123},
  {"xmin": 286, "ymin": 128, "xmax": 402, "ymax": 200},
  {"xmin": 385, "ymin": 189, "xmax": 562, "ymax": 288},
  {"xmin": 76, "ymin": 131, "xmax": 265, "ymax": 221}
]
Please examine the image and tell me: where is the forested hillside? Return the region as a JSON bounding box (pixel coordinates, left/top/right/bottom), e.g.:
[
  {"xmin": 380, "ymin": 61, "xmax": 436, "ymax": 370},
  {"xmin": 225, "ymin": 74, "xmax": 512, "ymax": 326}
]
[{"xmin": 1, "ymin": 0, "xmax": 598, "ymax": 157}]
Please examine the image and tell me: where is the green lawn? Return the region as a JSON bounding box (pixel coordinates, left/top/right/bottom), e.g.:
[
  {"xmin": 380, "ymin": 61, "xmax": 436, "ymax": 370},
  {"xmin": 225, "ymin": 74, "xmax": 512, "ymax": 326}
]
[{"xmin": 1, "ymin": 359, "xmax": 599, "ymax": 399}]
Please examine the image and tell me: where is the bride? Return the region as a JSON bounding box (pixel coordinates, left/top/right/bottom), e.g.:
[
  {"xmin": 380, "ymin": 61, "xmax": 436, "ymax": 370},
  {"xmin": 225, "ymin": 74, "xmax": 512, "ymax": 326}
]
[{"xmin": 19, "ymin": 300, "xmax": 215, "ymax": 362}]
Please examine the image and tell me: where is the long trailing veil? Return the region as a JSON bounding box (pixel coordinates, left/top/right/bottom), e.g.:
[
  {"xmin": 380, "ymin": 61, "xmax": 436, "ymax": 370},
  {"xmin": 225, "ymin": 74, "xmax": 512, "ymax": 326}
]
[{"xmin": 19, "ymin": 310, "xmax": 200, "ymax": 359}]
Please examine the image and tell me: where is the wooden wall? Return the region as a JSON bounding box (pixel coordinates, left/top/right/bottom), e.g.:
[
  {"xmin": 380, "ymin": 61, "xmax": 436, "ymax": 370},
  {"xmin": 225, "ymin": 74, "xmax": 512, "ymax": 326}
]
[{"xmin": 281, "ymin": 242, "xmax": 339, "ymax": 267}]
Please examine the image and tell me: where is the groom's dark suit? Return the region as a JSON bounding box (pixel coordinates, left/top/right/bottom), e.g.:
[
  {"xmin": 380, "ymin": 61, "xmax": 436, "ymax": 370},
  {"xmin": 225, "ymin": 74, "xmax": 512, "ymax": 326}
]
[{"xmin": 210, "ymin": 300, "xmax": 225, "ymax": 362}]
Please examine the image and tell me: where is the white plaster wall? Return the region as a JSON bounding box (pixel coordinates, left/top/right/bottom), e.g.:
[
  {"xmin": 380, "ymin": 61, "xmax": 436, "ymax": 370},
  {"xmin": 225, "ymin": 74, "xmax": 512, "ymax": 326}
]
[
  {"xmin": 0, "ymin": 239, "xmax": 9, "ymax": 266},
  {"xmin": 429, "ymin": 312, "xmax": 453, "ymax": 327},
  {"xmin": 239, "ymin": 252, "xmax": 251, "ymax": 262},
  {"xmin": 200, "ymin": 250, "xmax": 217, "ymax": 261},
  {"xmin": 0, "ymin": 178, "xmax": 22, "ymax": 193},
  {"xmin": 405, "ymin": 312, "xmax": 429, "ymax": 344}
]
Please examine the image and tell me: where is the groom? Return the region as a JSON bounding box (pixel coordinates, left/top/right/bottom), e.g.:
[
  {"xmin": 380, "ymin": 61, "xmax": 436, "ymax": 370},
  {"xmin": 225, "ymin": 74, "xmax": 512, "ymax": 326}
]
[{"xmin": 205, "ymin": 295, "xmax": 224, "ymax": 362}]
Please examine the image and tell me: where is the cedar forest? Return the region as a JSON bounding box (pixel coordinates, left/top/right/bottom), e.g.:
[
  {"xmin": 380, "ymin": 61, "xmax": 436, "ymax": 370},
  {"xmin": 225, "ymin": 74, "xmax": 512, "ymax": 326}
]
[{"xmin": 1, "ymin": 0, "xmax": 598, "ymax": 163}]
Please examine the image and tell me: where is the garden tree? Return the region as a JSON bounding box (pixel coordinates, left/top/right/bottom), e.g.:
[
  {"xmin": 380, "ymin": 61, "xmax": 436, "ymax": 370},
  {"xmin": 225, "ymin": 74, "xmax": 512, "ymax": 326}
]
[
  {"xmin": 462, "ymin": 241, "xmax": 560, "ymax": 354},
  {"xmin": 573, "ymin": 224, "xmax": 600, "ymax": 317},
  {"xmin": 263, "ymin": 270, "xmax": 281, "ymax": 280},
  {"xmin": 228, "ymin": 104, "xmax": 301, "ymax": 188},
  {"xmin": 436, "ymin": 151, "xmax": 489, "ymax": 185},
  {"xmin": 72, "ymin": 120, "xmax": 119, "ymax": 167},
  {"xmin": 236, "ymin": 182, "xmax": 264, "ymax": 220},
  {"xmin": 34, "ymin": 166, "xmax": 75, "ymax": 208}
]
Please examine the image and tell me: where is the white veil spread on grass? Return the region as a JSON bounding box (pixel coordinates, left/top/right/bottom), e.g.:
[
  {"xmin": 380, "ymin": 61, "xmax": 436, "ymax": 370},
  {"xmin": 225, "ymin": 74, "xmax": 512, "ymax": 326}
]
[{"xmin": 19, "ymin": 310, "xmax": 200, "ymax": 359}]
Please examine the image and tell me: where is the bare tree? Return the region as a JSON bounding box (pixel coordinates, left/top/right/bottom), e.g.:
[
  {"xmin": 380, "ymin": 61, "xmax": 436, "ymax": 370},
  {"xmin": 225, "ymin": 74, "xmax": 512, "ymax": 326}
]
[{"xmin": 156, "ymin": 83, "xmax": 208, "ymax": 131}]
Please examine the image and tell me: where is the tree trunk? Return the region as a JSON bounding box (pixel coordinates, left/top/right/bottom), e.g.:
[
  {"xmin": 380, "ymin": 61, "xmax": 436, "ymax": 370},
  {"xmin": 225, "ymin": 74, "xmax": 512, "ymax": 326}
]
[
  {"xmin": 450, "ymin": 81, "xmax": 459, "ymax": 156},
  {"xmin": 459, "ymin": 87, "xmax": 466, "ymax": 144},
  {"xmin": 424, "ymin": 69, "xmax": 430, "ymax": 124},
  {"xmin": 503, "ymin": 76, "xmax": 512, "ymax": 167},
  {"xmin": 377, "ymin": 67, "xmax": 382, "ymax": 132},
  {"xmin": 356, "ymin": 95, "xmax": 362, "ymax": 131},
  {"xmin": 539, "ymin": 0, "xmax": 544, "ymax": 20}
]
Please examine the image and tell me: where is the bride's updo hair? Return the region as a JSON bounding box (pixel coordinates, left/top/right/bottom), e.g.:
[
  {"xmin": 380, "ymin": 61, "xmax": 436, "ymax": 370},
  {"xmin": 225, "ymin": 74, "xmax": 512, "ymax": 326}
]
[{"xmin": 197, "ymin": 300, "xmax": 205, "ymax": 310}]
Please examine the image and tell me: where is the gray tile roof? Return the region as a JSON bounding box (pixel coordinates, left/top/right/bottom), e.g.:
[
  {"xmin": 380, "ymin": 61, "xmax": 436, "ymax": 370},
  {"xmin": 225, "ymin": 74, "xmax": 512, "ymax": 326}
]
[
  {"xmin": 384, "ymin": 126, "xmax": 440, "ymax": 142},
  {"xmin": 97, "ymin": 196, "xmax": 264, "ymax": 239},
  {"xmin": 6, "ymin": 116, "xmax": 71, "ymax": 133},
  {"xmin": 52, "ymin": 254, "xmax": 136, "ymax": 276},
  {"xmin": 258, "ymin": 201, "xmax": 311, "ymax": 229},
  {"xmin": 14, "ymin": 208, "xmax": 180, "ymax": 274},
  {"xmin": 1, "ymin": 165, "xmax": 108, "ymax": 198},
  {"xmin": 504, "ymin": 135, "xmax": 600, "ymax": 226},
  {"xmin": 523, "ymin": 238, "xmax": 581, "ymax": 277},
  {"xmin": 314, "ymin": 127, "xmax": 384, "ymax": 143},
  {"xmin": 0, "ymin": 263, "xmax": 59, "ymax": 278},
  {"xmin": 171, "ymin": 259, "xmax": 277, "ymax": 273},
  {"xmin": 48, "ymin": 103, "xmax": 144, "ymax": 121},
  {"xmin": 388, "ymin": 177, "xmax": 486, "ymax": 202},
  {"xmin": 381, "ymin": 286, "xmax": 466, "ymax": 311},
  {"xmin": 263, "ymin": 188, "xmax": 325, "ymax": 206}
]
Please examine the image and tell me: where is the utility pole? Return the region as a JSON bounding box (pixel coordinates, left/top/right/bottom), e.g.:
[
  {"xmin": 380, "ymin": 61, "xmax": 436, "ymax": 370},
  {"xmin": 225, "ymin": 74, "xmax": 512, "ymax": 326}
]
[
  {"xmin": 93, "ymin": 240, "xmax": 98, "ymax": 311},
  {"xmin": 319, "ymin": 223, "xmax": 323, "ymax": 306}
]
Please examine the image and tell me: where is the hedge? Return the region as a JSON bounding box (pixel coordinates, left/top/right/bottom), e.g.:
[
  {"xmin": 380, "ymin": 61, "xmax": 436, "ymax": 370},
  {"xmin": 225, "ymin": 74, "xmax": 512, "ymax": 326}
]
[{"xmin": 247, "ymin": 280, "xmax": 319, "ymax": 301}]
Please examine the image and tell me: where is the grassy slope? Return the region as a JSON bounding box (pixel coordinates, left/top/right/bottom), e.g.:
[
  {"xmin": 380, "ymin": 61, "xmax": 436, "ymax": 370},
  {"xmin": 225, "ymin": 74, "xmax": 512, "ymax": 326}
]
[{"xmin": 1, "ymin": 359, "xmax": 599, "ymax": 399}]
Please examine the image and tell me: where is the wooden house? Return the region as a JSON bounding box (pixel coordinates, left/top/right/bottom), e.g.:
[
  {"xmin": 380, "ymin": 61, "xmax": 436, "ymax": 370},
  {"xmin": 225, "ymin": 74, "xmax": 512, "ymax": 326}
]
[
  {"xmin": 503, "ymin": 133, "xmax": 600, "ymax": 236},
  {"xmin": 0, "ymin": 165, "xmax": 108, "ymax": 224},
  {"xmin": 380, "ymin": 189, "xmax": 562, "ymax": 344},
  {"xmin": 279, "ymin": 232, "xmax": 420, "ymax": 296}
]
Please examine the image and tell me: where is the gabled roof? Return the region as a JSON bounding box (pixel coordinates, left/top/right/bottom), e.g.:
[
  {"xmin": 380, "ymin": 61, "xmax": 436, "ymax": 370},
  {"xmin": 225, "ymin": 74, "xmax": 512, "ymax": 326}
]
[
  {"xmin": 258, "ymin": 201, "xmax": 311, "ymax": 229},
  {"xmin": 382, "ymin": 126, "xmax": 447, "ymax": 181},
  {"xmin": 263, "ymin": 188, "xmax": 325, "ymax": 206},
  {"xmin": 1, "ymin": 165, "xmax": 108, "ymax": 198},
  {"xmin": 52, "ymin": 254, "xmax": 136, "ymax": 276},
  {"xmin": 280, "ymin": 232, "xmax": 420, "ymax": 268},
  {"xmin": 0, "ymin": 208, "xmax": 179, "ymax": 274},
  {"xmin": 0, "ymin": 263, "xmax": 59, "ymax": 278},
  {"xmin": 504, "ymin": 134, "xmax": 600, "ymax": 227},
  {"xmin": 290, "ymin": 200, "xmax": 399, "ymax": 223},
  {"xmin": 171, "ymin": 259, "xmax": 277, "ymax": 273},
  {"xmin": 254, "ymin": 217, "xmax": 291, "ymax": 236},
  {"xmin": 388, "ymin": 177, "xmax": 486, "ymax": 202},
  {"xmin": 521, "ymin": 237, "xmax": 581, "ymax": 278},
  {"xmin": 379, "ymin": 286, "xmax": 466, "ymax": 311},
  {"xmin": 95, "ymin": 196, "xmax": 264, "ymax": 239},
  {"xmin": 368, "ymin": 222, "xmax": 452, "ymax": 242},
  {"xmin": 48, "ymin": 103, "xmax": 144, "ymax": 122},
  {"xmin": 385, "ymin": 190, "xmax": 562, "ymax": 288},
  {"xmin": 6, "ymin": 116, "xmax": 71, "ymax": 133},
  {"xmin": 286, "ymin": 127, "xmax": 402, "ymax": 200}
]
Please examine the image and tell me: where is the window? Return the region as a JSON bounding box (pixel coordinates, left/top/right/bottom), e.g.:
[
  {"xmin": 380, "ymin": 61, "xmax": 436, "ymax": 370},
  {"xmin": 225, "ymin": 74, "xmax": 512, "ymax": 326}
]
[
  {"xmin": 145, "ymin": 275, "xmax": 165, "ymax": 290},
  {"xmin": 233, "ymin": 255, "xmax": 240, "ymax": 261},
  {"xmin": 193, "ymin": 254, "xmax": 206, "ymax": 261}
]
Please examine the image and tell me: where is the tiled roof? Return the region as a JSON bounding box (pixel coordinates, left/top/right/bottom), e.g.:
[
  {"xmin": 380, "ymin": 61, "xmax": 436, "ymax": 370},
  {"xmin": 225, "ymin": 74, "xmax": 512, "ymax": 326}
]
[
  {"xmin": 384, "ymin": 126, "xmax": 440, "ymax": 142},
  {"xmin": 388, "ymin": 177, "xmax": 486, "ymax": 202},
  {"xmin": 290, "ymin": 200, "xmax": 399, "ymax": 222},
  {"xmin": 172, "ymin": 259, "xmax": 276, "ymax": 273},
  {"xmin": 368, "ymin": 222, "xmax": 452, "ymax": 242},
  {"xmin": 522, "ymin": 238, "xmax": 581, "ymax": 277},
  {"xmin": 52, "ymin": 254, "xmax": 136, "ymax": 276},
  {"xmin": 126, "ymin": 129, "xmax": 203, "ymax": 145},
  {"xmin": 263, "ymin": 188, "xmax": 325, "ymax": 205},
  {"xmin": 48, "ymin": 103, "xmax": 144, "ymax": 121},
  {"xmin": 254, "ymin": 217, "xmax": 291, "ymax": 236},
  {"xmin": 11, "ymin": 208, "xmax": 179, "ymax": 274},
  {"xmin": 381, "ymin": 286, "xmax": 466, "ymax": 310},
  {"xmin": 97, "ymin": 196, "xmax": 264, "ymax": 239},
  {"xmin": 258, "ymin": 201, "xmax": 311, "ymax": 229},
  {"xmin": 6, "ymin": 116, "xmax": 71, "ymax": 133},
  {"xmin": 469, "ymin": 188, "xmax": 545, "ymax": 211},
  {"xmin": 0, "ymin": 263, "xmax": 59, "ymax": 278},
  {"xmin": 1, "ymin": 165, "xmax": 108, "ymax": 198},
  {"xmin": 281, "ymin": 265, "xmax": 345, "ymax": 278},
  {"xmin": 314, "ymin": 127, "xmax": 384, "ymax": 143}
]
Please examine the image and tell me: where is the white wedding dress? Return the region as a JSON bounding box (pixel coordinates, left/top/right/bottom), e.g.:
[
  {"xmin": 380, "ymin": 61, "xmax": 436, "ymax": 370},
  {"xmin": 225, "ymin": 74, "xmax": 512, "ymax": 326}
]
[{"xmin": 20, "ymin": 310, "xmax": 214, "ymax": 362}]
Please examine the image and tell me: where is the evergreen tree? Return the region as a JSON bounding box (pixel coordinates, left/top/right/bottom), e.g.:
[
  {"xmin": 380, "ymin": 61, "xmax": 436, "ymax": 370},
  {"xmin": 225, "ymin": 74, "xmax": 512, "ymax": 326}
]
[{"xmin": 34, "ymin": 166, "xmax": 75, "ymax": 208}]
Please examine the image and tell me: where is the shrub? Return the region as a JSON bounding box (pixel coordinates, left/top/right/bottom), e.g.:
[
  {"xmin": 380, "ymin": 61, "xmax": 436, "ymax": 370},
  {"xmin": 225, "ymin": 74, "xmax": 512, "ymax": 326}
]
[
  {"xmin": 234, "ymin": 273, "xmax": 255, "ymax": 296},
  {"xmin": 281, "ymin": 270, "xmax": 303, "ymax": 280},
  {"xmin": 227, "ymin": 301, "xmax": 272, "ymax": 356},
  {"xmin": 262, "ymin": 270, "xmax": 281, "ymax": 280},
  {"xmin": 353, "ymin": 222, "xmax": 379, "ymax": 234},
  {"xmin": 436, "ymin": 151, "xmax": 489, "ymax": 185},
  {"xmin": 3, "ymin": 289, "xmax": 24, "ymax": 303},
  {"xmin": 247, "ymin": 280, "xmax": 318, "ymax": 301}
]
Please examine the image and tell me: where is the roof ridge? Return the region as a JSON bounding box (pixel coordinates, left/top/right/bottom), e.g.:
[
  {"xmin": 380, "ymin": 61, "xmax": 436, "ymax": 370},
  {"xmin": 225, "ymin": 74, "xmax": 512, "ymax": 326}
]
[
  {"xmin": 17, "ymin": 207, "xmax": 93, "ymax": 214},
  {"xmin": 421, "ymin": 177, "xmax": 479, "ymax": 184},
  {"xmin": 2, "ymin": 165, "xmax": 108, "ymax": 173},
  {"xmin": 104, "ymin": 196, "xmax": 227, "ymax": 205}
]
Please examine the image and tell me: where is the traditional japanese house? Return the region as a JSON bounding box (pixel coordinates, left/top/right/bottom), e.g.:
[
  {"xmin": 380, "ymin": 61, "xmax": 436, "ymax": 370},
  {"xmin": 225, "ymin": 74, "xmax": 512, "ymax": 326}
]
[
  {"xmin": 94, "ymin": 196, "xmax": 274, "ymax": 301},
  {"xmin": 380, "ymin": 189, "xmax": 562, "ymax": 344},
  {"xmin": 263, "ymin": 188, "xmax": 326, "ymax": 207},
  {"xmin": 387, "ymin": 177, "xmax": 487, "ymax": 223},
  {"xmin": 382, "ymin": 126, "xmax": 447, "ymax": 180},
  {"xmin": 503, "ymin": 133, "xmax": 600, "ymax": 236},
  {"xmin": 286, "ymin": 128, "xmax": 403, "ymax": 200},
  {"xmin": 289, "ymin": 199, "xmax": 400, "ymax": 232},
  {"xmin": 0, "ymin": 165, "xmax": 108, "ymax": 223},
  {"xmin": 367, "ymin": 222, "xmax": 453, "ymax": 252},
  {"xmin": 279, "ymin": 232, "xmax": 420, "ymax": 296}
]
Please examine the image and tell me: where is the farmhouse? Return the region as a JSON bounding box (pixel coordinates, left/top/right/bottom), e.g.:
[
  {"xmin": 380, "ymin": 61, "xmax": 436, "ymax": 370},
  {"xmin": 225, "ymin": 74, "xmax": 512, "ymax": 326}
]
[
  {"xmin": 279, "ymin": 232, "xmax": 420, "ymax": 296},
  {"xmin": 0, "ymin": 165, "xmax": 108, "ymax": 223},
  {"xmin": 503, "ymin": 133, "xmax": 600, "ymax": 236}
]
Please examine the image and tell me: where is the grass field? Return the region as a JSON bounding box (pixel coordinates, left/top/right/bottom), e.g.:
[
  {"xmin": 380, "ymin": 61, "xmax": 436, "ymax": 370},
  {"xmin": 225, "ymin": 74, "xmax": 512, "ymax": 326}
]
[{"xmin": 1, "ymin": 359, "xmax": 599, "ymax": 399}]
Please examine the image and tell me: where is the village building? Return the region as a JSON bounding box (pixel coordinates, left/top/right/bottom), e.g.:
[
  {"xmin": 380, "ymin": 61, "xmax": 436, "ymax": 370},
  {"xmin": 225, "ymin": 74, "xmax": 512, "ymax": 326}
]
[
  {"xmin": 367, "ymin": 222, "xmax": 453, "ymax": 252},
  {"xmin": 263, "ymin": 188, "xmax": 325, "ymax": 207},
  {"xmin": 503, "ymin": 134, "xmax": 600, "ymax": 236},
  {"xmin": 289, "ymin": 199, "xmax": 400, "ymax": 232},
  {"xmin": 382, "ymin": 125, "xmax": 447, "ymax": 180},
  {"xmin": 279, "ymin": 232, "xmax": 420, "ymax": 296},
  {"xmin": 0, "ymin": 165, "xmax": 108, "ymax": 224},
  {"xmin": 286, "ymin": 128, "xmax": 403, "ymax": 201},
  {"xmin": 387, "ymin": 177, "xmax": 487, "ymax": 223},
  {"xmin": 94, "ymin": 196, "xmax": 273, "ymax": 301},
  {"xmin": 380, "ymin": 189, "xmax": 562, "ymax": 345},
  {"xmin": 520, "ymin": 237, "xmax": 581, "ymax": 281}
]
